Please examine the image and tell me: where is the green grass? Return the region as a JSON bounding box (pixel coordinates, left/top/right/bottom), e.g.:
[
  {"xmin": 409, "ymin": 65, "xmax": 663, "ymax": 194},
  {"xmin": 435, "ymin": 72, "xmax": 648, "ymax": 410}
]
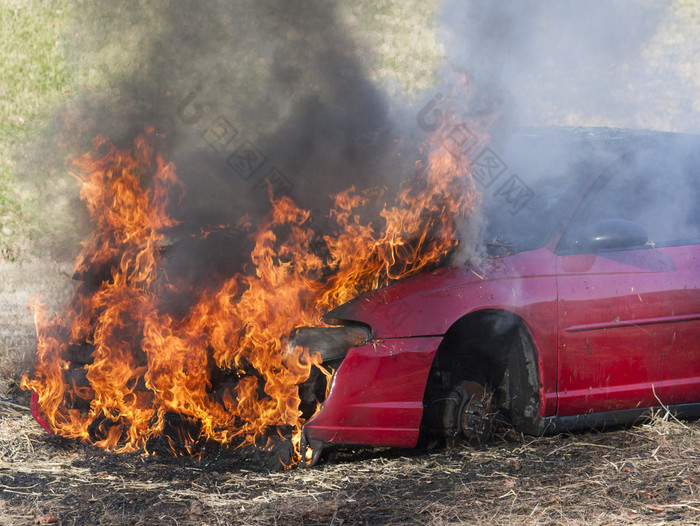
[
  {"xmin": 0, "ymin": 0, "xmax": 74, "ymax": 260},
  {"xmin": 338, "ymin": 0, "xmax": 443, "ymax": 95},
  {"xmin": 0, "ymin": 2, "xmax": 69, "ymax": 143}
]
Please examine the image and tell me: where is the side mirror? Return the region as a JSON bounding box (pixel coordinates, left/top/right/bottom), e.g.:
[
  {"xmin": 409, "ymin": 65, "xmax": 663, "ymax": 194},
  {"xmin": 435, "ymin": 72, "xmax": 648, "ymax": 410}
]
[{"xmin": 582, "ymin": 218, "xmax": 649, "ymax": 252}]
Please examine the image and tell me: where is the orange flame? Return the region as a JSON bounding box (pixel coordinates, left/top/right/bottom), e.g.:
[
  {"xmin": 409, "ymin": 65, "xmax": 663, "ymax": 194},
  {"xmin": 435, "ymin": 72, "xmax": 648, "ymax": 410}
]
[{"xmin": 22, "ymin": 106, "xmax": 485, "ymax": 466}]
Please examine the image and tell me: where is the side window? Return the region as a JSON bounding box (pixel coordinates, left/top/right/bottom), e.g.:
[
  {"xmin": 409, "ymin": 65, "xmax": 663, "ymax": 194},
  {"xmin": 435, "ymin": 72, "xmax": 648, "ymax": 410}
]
[{"xmin": 559, "ymin": 147, "xmax": 700, "ymax": 253}]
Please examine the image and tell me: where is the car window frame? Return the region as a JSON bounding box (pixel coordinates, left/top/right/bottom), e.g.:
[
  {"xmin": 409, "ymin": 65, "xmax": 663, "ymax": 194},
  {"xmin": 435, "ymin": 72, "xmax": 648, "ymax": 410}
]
[{"xmin": 555, "ymin": 148, "xmax": 700, "ymax": 256}]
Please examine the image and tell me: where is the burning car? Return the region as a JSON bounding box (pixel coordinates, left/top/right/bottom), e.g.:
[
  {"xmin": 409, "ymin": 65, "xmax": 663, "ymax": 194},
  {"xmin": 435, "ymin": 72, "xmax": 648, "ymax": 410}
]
[
  {"xmin": 23, "ymin": 126, "xmax": 700, "ymax": 467},
  {"xmin": 296, "ymin": 128, "xmax": 700, "ymax": 465}
]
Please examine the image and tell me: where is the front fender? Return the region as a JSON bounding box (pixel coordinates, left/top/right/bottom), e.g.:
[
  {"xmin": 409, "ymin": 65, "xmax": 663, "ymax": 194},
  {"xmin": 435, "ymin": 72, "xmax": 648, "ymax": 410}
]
[
  {"xmin": 321, "ymin": 249, "xmax": 559, "ymax": 418},
  {"xmin": 302, "ymin": 336, "xmax": 441, "ymax": 448}
]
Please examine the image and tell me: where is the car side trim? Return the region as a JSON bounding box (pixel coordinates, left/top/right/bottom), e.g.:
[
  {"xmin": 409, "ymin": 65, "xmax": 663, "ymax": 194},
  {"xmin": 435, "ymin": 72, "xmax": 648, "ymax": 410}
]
[
  {"xmin": 564, "ymin": 313, "xmax": 700, "ymax": 333},
  {"xmin": 530, "ymin": 402, "xmax": 700, "ymax": 435}
]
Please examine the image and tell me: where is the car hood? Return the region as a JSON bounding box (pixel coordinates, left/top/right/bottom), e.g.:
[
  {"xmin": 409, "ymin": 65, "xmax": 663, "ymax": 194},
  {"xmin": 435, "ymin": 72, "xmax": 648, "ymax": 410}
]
[{"xmin": 324, "ymin": 248, "xmax": 555, "ymax": 338}]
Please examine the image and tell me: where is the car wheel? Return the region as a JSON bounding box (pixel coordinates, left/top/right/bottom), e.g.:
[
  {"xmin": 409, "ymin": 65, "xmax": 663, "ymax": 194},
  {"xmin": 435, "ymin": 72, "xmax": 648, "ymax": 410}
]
[{"xmin": 440, "ymin": 380, "xmax": 496, "ymax": 445}]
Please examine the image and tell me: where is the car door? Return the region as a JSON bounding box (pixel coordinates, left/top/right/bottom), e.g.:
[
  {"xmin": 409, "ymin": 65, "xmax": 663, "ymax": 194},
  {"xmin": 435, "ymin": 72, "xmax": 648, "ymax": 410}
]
[{"xmin": 555, "ymin": 144, "xmax": 700, "ymax": 417}]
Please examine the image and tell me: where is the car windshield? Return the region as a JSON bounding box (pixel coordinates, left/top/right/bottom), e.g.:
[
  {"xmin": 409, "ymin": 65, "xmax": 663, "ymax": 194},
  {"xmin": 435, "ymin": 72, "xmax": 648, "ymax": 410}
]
[
  {"xmin": 479, "ymin": 130, "xmax": 620, "ymax": 254},
  {"xmin": 482, "ymin": 172, "xmax": 587, "ymax": 254}
]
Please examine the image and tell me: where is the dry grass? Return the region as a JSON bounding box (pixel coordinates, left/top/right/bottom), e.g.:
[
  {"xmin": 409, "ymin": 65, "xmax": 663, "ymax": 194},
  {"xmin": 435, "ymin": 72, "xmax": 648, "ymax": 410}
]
[
  {"xmin": 0, "ymin": 259, "xmax": 73, "ymax": 398},
  {"xmin": 0, "ymin": 401, "xmax": 697, "ymax": 525}
]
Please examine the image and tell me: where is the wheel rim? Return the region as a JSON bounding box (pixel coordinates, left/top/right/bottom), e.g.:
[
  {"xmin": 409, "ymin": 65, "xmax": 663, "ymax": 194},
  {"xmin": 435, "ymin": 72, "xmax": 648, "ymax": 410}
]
[
  {"xmin": 458, "ymin": 381, "xmax": 494, "ymax": 444},
  {"xmin": 440, "ymin": 381, "xmax": 494, "ymax": 444}
]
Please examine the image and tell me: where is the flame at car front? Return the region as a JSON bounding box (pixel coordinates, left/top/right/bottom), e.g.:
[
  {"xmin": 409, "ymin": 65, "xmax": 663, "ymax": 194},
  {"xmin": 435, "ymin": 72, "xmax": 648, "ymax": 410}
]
[{"xmin": 22, "ymin": 92, "xmax": 485, "ymax": 467}]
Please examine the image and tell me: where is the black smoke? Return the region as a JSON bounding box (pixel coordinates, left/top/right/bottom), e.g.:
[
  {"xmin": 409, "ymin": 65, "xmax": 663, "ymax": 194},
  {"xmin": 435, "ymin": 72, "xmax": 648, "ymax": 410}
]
[{"xmin": 41, "ymin": 0, "xmax": 426, "ymax": 293}]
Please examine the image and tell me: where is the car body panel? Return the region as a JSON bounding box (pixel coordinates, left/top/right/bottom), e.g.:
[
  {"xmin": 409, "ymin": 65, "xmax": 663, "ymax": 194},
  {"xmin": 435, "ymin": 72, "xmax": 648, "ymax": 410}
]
[
  {"xmin": 556, "ymin": 243, "xmax": 700, "ymax": 415},
  {"xmin": 326, "ymin": 249, "xmax": 558, "ymax": 341},
  {"xmin": 301, "ymin": 128, "xmax": 700, "ymax": 454},
  {"xmin": 305, "ymin": 248, "xmax": 561, "ymax": 445},
  {"xmin": 303, "ymin": 337, "xmax": 441, "ymax": 447}
]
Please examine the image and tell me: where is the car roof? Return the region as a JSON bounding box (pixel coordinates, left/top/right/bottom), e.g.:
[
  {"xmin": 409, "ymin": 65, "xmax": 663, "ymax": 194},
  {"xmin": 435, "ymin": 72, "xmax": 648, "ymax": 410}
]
[{"xmin": 506, "ymin": 126, "xmax": 699, "ymax": 149}]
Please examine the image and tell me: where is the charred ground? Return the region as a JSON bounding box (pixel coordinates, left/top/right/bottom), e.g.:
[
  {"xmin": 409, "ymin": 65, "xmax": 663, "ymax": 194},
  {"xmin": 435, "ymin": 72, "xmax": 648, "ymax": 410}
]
[{"xmin": 0, "ymin": 401, "xmax": 699, "ymax": 525}]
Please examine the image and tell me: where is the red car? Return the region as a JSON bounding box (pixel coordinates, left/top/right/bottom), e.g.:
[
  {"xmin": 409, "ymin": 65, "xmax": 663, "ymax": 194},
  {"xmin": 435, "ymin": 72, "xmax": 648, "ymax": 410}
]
[{"xmin": 296, "ymin": 128, "xmax": 700, "ymax": 465}]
